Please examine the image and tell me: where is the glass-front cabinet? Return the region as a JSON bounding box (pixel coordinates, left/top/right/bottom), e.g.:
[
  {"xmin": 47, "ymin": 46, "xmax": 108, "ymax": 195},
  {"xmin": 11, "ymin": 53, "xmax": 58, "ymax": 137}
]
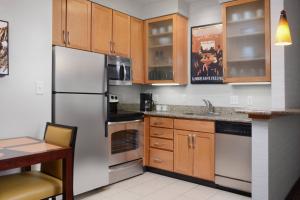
[
  {"xmin": 223, "ymin": 0, "xmax": 270, "ymax": 83},
  {"xmin": 145, "ymin": 14, "xmax": 188, "ymax": 84}
]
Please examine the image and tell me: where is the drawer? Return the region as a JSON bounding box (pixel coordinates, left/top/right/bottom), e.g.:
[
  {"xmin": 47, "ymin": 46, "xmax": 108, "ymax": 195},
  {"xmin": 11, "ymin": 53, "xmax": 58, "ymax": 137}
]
[
  {"xmin": 174, "ymin": 119, "xmax": 215, "ymax": 133},
  {"xmin": 149, "ymin": 148, "xmax": 173, "ymax": 171},
  {"xmin": 150, "ymin": 117, "xmax": 173, "ymax": 128},
  {"xmin": 150, "ymin": 127, "xmax": 173, "ymax": 139},
  {"xmin": 150, "ymin": 137, "xmax": 173, "ymax": 151}
]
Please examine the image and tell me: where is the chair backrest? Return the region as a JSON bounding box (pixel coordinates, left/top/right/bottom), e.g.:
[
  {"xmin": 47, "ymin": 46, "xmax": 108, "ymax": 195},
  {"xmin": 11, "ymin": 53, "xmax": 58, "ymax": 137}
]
[{"xmin": 41, "ymin": 122, "xmax": 77, "ymax": 180}]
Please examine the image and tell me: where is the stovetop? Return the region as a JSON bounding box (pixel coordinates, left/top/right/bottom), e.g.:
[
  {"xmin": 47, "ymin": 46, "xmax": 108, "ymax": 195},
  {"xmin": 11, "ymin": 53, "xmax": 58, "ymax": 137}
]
[{"xmin": 108, "ymin": 110, "xmax": 144, "ymax": 122}]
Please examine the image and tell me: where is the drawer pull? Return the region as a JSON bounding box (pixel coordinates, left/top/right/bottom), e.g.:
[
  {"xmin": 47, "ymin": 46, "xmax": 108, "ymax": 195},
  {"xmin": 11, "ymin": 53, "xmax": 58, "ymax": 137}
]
[
  {"xmin": 153, "ymin": 158, "xmax": 163, "ymax": 163},
  {"xmin": 153, "ymin": 142, "xmax": 162, "ymax": 147},
  {"xmin": 154, "ymin": 122, "xmax": 162, "ymax": 126},
  {"xmin": 153, "ymin": 132, "xmax": 163, "ymax": 136}
]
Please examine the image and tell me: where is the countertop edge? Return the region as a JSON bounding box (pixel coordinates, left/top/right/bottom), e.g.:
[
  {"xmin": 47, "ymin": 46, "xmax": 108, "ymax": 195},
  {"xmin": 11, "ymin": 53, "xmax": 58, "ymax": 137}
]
[
  {"xmin": 144, "ymin": 111, "xmax": 252, "ymax": 123},
  {"xmin": 235, "ymin": 109, "xmax": 300, "ymax": 119}
]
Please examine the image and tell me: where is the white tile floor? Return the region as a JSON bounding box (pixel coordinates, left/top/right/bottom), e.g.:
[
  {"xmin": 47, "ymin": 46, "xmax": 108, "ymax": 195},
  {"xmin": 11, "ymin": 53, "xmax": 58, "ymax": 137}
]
[{"xmin": 76, "ymin": 172, "xmax": 251, "ymax": 200}]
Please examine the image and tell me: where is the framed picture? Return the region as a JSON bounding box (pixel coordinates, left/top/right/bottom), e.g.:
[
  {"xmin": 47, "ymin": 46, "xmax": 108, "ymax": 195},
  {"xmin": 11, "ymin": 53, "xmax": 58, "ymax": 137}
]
[
  {"xmin": 0, "ymin": 20, "xmax": 9, "ymax": 76},
  {"xmin": 191, "ymin": 23, "xmax": 223, "ymax": 84}
]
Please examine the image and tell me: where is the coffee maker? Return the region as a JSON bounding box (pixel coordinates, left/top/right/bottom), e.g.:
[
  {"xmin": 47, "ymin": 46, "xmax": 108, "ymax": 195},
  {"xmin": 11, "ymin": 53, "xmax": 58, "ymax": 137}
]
[
  {"xmin": 140, "ymin": 93, "xmax": 154, "ymax": 111},
  {"xmin": 109, "ymin": 94, "xmax": 119, "ymax": 113}
]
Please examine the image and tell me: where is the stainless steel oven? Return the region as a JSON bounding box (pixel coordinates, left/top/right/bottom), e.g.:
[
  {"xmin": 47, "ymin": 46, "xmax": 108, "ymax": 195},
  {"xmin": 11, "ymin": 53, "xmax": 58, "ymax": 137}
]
[{"xmin": 108, "ymin": 119, "xmax": 144, "ymax": 183}]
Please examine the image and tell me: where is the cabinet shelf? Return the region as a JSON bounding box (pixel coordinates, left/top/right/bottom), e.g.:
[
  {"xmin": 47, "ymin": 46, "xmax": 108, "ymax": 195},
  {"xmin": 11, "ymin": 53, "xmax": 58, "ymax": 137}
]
[
  {"xmin": 149, "ymin": 32, "xmax": 173, "ymax": 37},
  {"xmin": 149, "ymin": 64, "xmax": 173, "ymax": 68},
  {"xmin": 227, "ymin": 16, "xmax": 264, "ymax": 24},
  {"xmin": 149, "ymin": 44, "xmax": 173, "ymax": 48},
  {"xmin": 227, "ymin": 32, "xmax": 264, "ymax": 38},
  {"xmin": 228, "ymin": 57, "xmax": 265, "ymax": 63}
]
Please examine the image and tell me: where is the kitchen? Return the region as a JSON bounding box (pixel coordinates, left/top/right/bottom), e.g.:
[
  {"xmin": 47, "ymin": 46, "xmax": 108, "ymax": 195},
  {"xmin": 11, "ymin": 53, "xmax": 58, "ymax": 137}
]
[{"xmin": 0, "ymin": 0, "xmax": 300, "ymax": 200}]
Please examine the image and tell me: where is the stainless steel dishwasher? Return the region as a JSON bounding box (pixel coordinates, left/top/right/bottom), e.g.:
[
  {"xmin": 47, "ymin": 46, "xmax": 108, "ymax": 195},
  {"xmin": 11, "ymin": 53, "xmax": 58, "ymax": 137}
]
[{"xmin": 215, "ymin": 121, "xmax": 252, "ymax": 193}]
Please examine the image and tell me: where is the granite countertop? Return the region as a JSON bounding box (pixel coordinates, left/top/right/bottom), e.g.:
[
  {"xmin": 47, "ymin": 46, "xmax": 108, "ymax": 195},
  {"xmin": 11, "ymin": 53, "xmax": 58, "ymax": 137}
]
[
  {"xmin": 236, "ymin": 108, "xmax": 300, "ymax": 119},
  {"xmin": 144, "ymin": 110, "xmax": 251, "ymax": 123},
  {"xmin": 118, "ymin": 104, "xmax": 251, "ymax": 123}
]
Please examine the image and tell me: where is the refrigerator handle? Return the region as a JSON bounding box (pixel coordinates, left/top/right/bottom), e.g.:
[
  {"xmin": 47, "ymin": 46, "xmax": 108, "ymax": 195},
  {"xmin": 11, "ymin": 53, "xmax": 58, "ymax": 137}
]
[{"xmin": 105, "ymin": 121, "xmax": 108, "ymax": 137}]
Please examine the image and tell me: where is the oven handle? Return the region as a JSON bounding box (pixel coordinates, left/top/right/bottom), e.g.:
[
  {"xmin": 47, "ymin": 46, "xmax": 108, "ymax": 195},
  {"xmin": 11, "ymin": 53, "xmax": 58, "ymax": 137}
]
[{"xmin": 108, "ymin": 119, "xmax": 143, "ymax": 125}]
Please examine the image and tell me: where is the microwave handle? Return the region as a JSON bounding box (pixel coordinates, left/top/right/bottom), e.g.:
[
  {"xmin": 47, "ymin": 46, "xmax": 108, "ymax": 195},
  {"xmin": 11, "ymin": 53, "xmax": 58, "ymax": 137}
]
[{"xmin": 122, "ymin": 63, "xmax": 126, "ymax": 81}]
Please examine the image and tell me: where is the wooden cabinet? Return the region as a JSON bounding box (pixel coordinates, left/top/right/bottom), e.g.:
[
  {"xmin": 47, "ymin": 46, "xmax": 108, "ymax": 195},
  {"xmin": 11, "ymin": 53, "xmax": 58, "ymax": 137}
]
[
  {"xmin": 223, "ymin": 0, "xmax": 270, "ymax": 83},
  {"xmin": 174, "ymin": 129, "xmax": 215, "ymax": 181},
  {"xmin": 91, "ymin": 3, "xmax": 113, "ymax": 54},
  {"xmin": 91, "ymin": 7, "xmax": 131, "ymax": 57},
  {"xmin": 144, "ymin": 14, "xmax": 188, "ymax": 84},
  {"xmin": 52, "ymin": 0, "xmax": 91, "ymax": 51},
  {"xmin": 174, "ymin": 130, "xmax": 193, "ymax": 176},
  {"xmin": 52, "ymin": 0, "xmax": 66, "ymax": 46},
  {"xmin": 193, "ymin": 132, "xmax": 215, "ymax": 181},
  {"xmin": 131, "ymin": 17, "xmax": 144, "ymax": 84},
  {"xmin": 146, "ymin": 116, "xmax": 215, "ymax": 181},
  {"xmin": 113, "ymin": 11, "xmax": 131, "ymax": 57}
]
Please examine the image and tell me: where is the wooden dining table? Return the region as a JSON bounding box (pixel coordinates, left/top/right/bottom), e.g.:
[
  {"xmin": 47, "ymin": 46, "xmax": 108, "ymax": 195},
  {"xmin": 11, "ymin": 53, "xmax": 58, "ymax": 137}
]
[{"xmin": 0, "ymin": 136, "xmax": 74, "ymax": 200}]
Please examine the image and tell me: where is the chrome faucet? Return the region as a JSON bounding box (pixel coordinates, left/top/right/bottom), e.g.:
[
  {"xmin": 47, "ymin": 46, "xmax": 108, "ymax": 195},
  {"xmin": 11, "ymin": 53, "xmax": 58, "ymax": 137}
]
[{"xmin": 202, "ymin": 99, "xmax": 214, "ymax": 114}]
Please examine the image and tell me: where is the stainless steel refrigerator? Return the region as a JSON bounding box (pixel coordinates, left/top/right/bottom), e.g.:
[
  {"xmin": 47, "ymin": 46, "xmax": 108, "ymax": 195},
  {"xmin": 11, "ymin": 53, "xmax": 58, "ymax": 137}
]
[{"xmin": 52, "ymin": 46, "xmax": 109, "ymax": 195}]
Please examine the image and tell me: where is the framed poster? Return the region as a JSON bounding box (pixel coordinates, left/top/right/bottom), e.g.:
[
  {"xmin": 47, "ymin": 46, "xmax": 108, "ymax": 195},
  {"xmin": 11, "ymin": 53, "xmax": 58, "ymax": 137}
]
[
  {"xmin": 0, "ymin": 20, "xmax": 8, "ymax": 76},
  {"xmin": 191, "ymin": 23, "xmax": 223, "ymax": 84}
]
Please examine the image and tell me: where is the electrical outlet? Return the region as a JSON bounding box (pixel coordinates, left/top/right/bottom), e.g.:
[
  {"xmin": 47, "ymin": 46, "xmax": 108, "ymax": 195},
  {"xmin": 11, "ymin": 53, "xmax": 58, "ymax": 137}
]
[
  {"xmin": 35, "ymin": 81, "xmax": 44, "ymax": 95},
  {"xmin": 247, "ymin": 96, "xmax": 253, "ymax": 106},
  {"xmin": 153, "ymin": 94, "xmax": 159, "ymax": 102},
  {"xmin": 230, "ymin": 95, "xmax": 239, "ymax": 105}
]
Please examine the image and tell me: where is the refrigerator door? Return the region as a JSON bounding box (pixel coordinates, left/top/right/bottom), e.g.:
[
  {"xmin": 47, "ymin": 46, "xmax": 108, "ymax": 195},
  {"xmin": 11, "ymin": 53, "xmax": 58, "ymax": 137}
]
[
  {"xmin": 53, "ymin": 46, "xmax": 106, "ymax": 93},
  {"xmin": 54, "ymin": 93, "xmax": 109, "ymax": 195}
]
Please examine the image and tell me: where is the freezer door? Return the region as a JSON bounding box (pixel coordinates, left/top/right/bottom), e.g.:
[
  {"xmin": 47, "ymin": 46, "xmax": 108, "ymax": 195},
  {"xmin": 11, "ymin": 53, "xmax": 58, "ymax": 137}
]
[
  {"xmin": 53, "ymin": 46, "xmax": 106, "ymax": 93},
  {"xmin": 54, "ymin": 93, "xmax": 109, "ymax": 195}
]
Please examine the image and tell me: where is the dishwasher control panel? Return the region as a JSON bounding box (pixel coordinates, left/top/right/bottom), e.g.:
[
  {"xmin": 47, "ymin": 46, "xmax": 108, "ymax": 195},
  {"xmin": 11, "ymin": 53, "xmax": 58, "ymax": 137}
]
[{"xmin": 216, "ymin": 121, "xmax": 251, "ymax": 137}]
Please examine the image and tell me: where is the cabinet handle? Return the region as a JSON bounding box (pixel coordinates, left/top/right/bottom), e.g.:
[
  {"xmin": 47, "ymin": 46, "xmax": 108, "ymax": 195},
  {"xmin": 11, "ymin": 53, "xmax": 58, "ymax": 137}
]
[
  {"xmin": 67, "ymin": 31, "xmax": 70, "ymax": 45},
  {"xmin": 153, "ymin": 142, "xmax": 162, "ymax": 147},
  {"xmin": 154, "ymin": 122, "xmax": 162, "ymax": 126},
  {"xmin": 188, "ymin": 134, "xmax": 192, "ymax": 148},
  {"xmin": 62, "ymin": 30, "xmax": 66, "ymax": 44},
  {"xmin": 192, "ymin": 134, "xmax": 196, "ymax": 149},
  {"xmin": 110, "ymin": 41, "xmax": 113, "ymax": 53},
  {"xmin": 153, "ymin": 158, "xmax": 163, "ymax": 163}
]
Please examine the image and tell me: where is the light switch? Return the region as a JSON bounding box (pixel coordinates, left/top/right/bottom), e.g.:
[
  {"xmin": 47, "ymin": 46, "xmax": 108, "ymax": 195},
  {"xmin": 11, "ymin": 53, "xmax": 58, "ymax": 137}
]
[{"xmin": 35, "ymin": 81, "xmax": 44, "ymax": 95}]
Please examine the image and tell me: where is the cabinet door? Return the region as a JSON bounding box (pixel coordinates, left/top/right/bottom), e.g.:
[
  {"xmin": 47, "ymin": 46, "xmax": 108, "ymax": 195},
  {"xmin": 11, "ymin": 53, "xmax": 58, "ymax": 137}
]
[
  {"xmin": 193, "ymin": 132, "xmax": 214, "ymax": 181},
  {"xmin": 223, "ymin": 0, "xmax": 271, "ymax": 82},
  {"xmin": 66, "ymin": 0, "xmax": 91, "ymax": 51},
  {"xmin": 52, "ymin": 0, "xmax": 66, "ymax": 46},
  {"xmin": 112, "ymin": 11, "xmax": 131, "ymax": 57},
  {"xmin": 91, "ymin": 3, "xmax": 113, "ymax": 54},
  {"xmin": 174, "ymin": 130, "xmax": 194, "ymax": 176},
  {"xmin": 131, "ymin": 17, "xmax": 144, "ymax": 84}
]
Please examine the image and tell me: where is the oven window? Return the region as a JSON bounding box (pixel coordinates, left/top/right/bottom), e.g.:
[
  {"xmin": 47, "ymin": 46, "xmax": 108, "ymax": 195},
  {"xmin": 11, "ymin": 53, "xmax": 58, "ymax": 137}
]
[{"xmin": 111, "ymin": 129, "xmax": 139, "ymax": 154}]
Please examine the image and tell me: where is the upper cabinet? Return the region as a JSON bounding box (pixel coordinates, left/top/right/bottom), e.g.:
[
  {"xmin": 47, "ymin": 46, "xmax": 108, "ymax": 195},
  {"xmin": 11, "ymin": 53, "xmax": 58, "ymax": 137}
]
[
  {"xmin": 145, "ymin": 14, "xmax": 188, "ymax": 85},
  {"xmin": 131, "ymin": 17, "xmax": 144, "ymax": 84},
  {"xmin": 91, "ymin": 3, "xmax": 113, "ymax": 54},
  {"xmin": 52, "ymin": 0, "xmax": 91, "ymax": 51},
  {"xmin": 113, "ymin": 11, "xmax": 131, "ymax": 57},
  {"xmin": 91, "ymin": 6, "xmax": 131, "ymax": 57},
  {"xmin": 52, "ymin": 0, "xmax": 66, "ymax": 46},
  {"xmin": 223, "ymin": 0, "xmax": 271, "ymax": 83}
]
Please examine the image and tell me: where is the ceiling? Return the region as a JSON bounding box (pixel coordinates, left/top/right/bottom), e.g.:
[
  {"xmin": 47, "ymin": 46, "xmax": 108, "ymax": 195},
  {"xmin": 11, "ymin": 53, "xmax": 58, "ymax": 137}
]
[{"xmin": 132, "ymin": 0, "xmax": 199, "ymax": 5}]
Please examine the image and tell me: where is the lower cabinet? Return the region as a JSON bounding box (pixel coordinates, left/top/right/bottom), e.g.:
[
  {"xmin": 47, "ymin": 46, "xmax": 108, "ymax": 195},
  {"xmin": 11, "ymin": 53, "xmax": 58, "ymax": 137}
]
[
  {"xmin": 146, "ymin": 116, "xmax": 215, "ymax": 182},
  {"xmin": 174, "ymin": 130, "xmax": 215, "ymax": 181},
  {"xmin": 149, "ymin": 148, "xmax": 173, "ymax": 171}
]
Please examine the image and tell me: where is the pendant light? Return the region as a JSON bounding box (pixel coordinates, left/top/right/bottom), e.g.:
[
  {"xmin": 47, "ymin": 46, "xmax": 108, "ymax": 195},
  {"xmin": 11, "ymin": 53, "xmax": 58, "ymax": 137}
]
[{"xmin": 275, "ymin": 10, "xmax": 292, "ymax": 46}]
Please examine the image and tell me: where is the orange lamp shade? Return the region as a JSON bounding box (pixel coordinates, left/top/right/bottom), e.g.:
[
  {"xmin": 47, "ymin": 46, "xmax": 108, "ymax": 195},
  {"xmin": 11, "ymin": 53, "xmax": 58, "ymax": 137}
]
[{"xmin": 275, "ymin": 10, "xmax": 292, "ymax": 46}]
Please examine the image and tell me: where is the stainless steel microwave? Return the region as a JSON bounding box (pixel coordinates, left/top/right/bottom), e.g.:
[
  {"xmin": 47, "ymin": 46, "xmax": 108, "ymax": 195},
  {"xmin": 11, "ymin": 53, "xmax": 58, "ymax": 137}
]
[{"xmin": 107, "ymin": 55, "xmax": 132, "ymax": 85}]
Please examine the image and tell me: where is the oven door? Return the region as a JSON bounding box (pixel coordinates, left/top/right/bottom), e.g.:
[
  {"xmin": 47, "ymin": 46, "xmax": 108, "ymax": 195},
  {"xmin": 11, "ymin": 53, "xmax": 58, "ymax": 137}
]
[{"xmin": 108, "ymin": 120, "xmax": 144, "ymax": 166}]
